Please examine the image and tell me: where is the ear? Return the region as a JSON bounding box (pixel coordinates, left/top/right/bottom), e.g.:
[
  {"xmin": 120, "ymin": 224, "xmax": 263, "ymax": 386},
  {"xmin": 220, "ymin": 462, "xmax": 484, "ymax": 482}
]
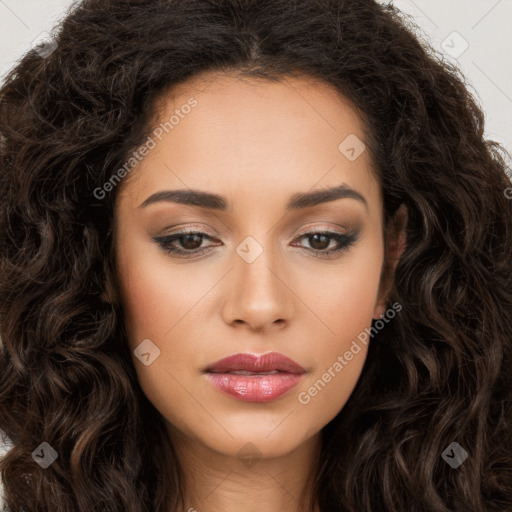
[
  {"xmin": 100, "ymin": 264, "xmax": 118, "ymax": 304},
  {"xmin": 373, "ymin": 203, "xmax": 408, "ymax": 319}
]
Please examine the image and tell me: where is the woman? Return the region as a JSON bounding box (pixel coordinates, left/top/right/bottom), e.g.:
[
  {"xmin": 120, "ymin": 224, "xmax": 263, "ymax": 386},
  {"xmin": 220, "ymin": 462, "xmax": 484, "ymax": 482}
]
[{"xmin": 0, "ymin": 1, "xmax": 511, "ymax": 511}]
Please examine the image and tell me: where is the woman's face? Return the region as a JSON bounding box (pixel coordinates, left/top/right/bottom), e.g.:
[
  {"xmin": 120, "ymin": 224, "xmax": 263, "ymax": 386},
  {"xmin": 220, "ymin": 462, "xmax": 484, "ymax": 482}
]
[{"xmin": 113, "ymin": 72, "xmax": 392, "ymax": 461}]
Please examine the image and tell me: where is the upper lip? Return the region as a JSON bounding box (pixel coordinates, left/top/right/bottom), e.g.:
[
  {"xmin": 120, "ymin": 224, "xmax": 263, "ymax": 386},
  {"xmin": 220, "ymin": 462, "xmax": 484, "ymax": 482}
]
[{"xmin": 204, "ymin": 352, "xmax": 306, "ymax": 374}]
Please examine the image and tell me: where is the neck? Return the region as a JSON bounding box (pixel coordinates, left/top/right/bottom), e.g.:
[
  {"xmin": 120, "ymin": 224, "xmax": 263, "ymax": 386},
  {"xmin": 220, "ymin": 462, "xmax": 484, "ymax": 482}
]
[{"xmin": 167, "ymin": 424, "xmax": 323, "ymax": 512}]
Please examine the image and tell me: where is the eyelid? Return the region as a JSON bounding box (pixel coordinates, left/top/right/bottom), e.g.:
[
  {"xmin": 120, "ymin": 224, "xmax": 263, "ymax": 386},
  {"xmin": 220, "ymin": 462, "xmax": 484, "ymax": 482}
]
[
  {"xmin": 153, "ymin": 224, "xmax": 359, "ymax": 260},
  {"xmin": 157, "ymin": 222, "xmax": 351, "ymax": 238},
  {"xmin": 154, "ymin": 223, "xmax": 356, "ymax": 248},
  {"xmin": 157, "ymin": 224, "xmax": 218, "ymax": 238},
  {"xmin": 294, "ymin": 224, "xmax": 349, "ymax": 237}
]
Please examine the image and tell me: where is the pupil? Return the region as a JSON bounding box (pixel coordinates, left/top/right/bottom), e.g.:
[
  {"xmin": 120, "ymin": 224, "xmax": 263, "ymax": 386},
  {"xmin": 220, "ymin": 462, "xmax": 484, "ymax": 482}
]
[
  {"xmin": 310, "ymin": 233, "xmax": 329, "ymax": 250},
  {"xmin": 181, "ymin": 234, "xmax": 202, "ymax": 250}
]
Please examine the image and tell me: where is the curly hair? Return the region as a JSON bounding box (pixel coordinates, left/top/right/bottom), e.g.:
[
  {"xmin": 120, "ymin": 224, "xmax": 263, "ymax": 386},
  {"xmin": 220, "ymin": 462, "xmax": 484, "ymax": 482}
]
[{"xmin": 1, "ymin": 0, "xmax": 511, "ymax": 510}]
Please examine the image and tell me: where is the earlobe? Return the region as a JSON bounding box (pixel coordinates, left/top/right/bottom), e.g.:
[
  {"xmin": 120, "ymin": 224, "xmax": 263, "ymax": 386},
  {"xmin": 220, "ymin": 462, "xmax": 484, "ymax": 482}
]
[
  {"xmin": 373, "ymin": 202, "xmax": 408, "ymax": 318},
  {"xmin": 386, "ymin": 203, "xmax": 408, "ymax": 269},
  {"xmin": 100, "ymin": 267, "xmax": 118, "ymax": 304},
  {"xmin": 100, "ymin": 288, "xmax": 115, "ymax": 303}
]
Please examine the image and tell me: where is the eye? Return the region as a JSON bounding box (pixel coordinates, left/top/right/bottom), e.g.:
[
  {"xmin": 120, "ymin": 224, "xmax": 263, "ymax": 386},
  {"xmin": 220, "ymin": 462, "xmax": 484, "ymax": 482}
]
[
  {"xmin": 291, "ymin": 229, "xmax": 359, "ymax": 257},
  {"xmin": 152, "ymin": 228, "xmax": 359, "ymax": 259},
  {"xmin": 153, "ymin": 229, "xmax": 218, "ymax": 258}
]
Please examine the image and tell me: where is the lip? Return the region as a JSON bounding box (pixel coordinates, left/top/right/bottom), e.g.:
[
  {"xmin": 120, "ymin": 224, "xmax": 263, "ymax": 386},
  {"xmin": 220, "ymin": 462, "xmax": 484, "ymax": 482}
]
[
  {"xmin": 204, "ymin": 352, "xmax": 306, "ymax": 374},
  {"xmin": 203, "ymin": 352, "xmax": 306, "ymax": 402}
]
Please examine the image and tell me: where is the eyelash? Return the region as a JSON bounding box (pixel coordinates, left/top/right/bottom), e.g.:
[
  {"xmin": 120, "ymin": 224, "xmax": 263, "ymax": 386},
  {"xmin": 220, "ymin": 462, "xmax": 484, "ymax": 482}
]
[{"xmin": 152, "ymin": 228, "xmax": 359, "ymax": 259}]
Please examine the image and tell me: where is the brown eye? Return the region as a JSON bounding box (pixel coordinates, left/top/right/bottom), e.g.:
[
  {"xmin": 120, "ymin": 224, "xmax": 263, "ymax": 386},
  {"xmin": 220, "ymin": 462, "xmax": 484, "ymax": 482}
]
[
  {"xmin": 307, "ymin": 233, "xmax": 331, "ymax": 251},
  {"xmin": 178, "ymin": 233, "xmax": 205, "ymax": 251},
  {"xmin": 153, "ymin": 230, "xmax": 218, "ymax": 257},
  {"xmin": 153, "ymin": 229, "xmax": 358, "ymax": 259},
  {"xmin": 291, "ymin": 230, "xmax": 359, "ymax": 257}
]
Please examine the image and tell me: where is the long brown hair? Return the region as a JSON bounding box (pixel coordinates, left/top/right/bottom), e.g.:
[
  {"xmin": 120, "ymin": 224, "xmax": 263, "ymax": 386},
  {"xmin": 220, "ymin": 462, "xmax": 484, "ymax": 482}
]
[{"xmin": 1, "ymin": 0, "xmax": 511, "ymax": 510}]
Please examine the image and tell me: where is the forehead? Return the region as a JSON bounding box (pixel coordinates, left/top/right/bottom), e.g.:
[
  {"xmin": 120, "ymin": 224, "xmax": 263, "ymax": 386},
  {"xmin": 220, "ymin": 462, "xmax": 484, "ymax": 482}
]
[{"xmin": 116, "ymin": 72, "xmax": 380, "ymax": 215}]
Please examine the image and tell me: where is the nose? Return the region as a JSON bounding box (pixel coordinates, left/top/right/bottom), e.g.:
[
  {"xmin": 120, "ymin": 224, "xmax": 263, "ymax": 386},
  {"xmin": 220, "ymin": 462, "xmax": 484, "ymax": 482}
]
[{"xmin": 221, "ymin": 237, "xmax": 294, "ymax": 333}]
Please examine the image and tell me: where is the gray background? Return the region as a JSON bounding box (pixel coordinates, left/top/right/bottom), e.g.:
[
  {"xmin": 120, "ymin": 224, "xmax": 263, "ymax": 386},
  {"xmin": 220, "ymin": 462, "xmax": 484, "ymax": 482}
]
[{"xmin": 0, "ymin": 0, "xmax": 511, "ymax": 155}]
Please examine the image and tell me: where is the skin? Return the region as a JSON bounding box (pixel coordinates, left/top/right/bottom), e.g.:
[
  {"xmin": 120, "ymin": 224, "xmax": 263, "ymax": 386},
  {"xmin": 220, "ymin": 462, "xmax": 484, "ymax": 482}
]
[{"xmin": 110, "ymin": 72, "xmax": 407, "ymax": 512}]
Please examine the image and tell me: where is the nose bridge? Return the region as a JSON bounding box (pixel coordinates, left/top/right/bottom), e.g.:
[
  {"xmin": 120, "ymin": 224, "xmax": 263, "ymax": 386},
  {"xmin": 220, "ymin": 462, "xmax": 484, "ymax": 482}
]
[
  {"xmin": 236, "ymin": 231, "xmax": 282, "ymax": 298},
  {"xmin": 224, "ymin": 229, "xmax": 292, "ymax": 328}
]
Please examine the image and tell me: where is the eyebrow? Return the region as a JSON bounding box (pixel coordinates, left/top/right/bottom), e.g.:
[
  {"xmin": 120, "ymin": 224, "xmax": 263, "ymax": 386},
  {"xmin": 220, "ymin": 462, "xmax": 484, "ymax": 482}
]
[{"xmin": 138, "ymin": 183, "xmax": 368, "ymax": 212}]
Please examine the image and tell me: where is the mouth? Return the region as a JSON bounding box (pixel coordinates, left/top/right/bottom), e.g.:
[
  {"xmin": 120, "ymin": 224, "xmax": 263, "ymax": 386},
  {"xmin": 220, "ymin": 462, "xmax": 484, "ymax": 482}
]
[
  {"xmin": 208, "ymin": 370, "xmax": 286, "ymax": 375},
  {"xmin": 203, "ymin": 351, "xmax": 306, "ymax": 375},
  {"xmin": 203, "ymin": 352, "xmax": 306, "ymax": 402}
]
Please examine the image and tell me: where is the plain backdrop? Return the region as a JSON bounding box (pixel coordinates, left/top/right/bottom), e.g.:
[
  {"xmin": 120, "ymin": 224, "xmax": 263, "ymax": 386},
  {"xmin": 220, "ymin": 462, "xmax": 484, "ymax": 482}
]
[{"xmin": 0, "ymin": 0, "xmax": 511, "ymax": 157}]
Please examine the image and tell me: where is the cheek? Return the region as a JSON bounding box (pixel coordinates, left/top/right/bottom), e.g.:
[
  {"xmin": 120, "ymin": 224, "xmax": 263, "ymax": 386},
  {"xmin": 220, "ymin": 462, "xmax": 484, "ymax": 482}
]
[
  {"xmin": 114, "ymin": 249, "xmax": 202, "ymax": 422},
  {"xmin": 301, "ymin": 233, "xmax": 384, "ymax": 342},
  {"xmin": 114, "ymin": 236, "xmax": 213, "ymax": 385},
  {"xmin": 115, "ymin": 238, "xmax": 203, "ymax": 346},
  {"xmin": 295, "ymin": 238, "xmax": 383, "ymax": 416}
]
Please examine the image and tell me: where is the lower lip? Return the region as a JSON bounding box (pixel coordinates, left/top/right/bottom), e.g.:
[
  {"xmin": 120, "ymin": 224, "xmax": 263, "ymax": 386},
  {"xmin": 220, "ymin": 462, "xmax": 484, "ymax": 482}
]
[{"xmin": 205, "ymin": 372, "xmax": 304, "ymax": 402}]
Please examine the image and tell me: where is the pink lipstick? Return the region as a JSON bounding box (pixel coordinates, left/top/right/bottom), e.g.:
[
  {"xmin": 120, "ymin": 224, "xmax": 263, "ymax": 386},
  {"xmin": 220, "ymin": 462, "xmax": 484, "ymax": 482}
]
[{"xmin": 203, "ymin": 352, "xmax": 306, "ymax": 402}]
